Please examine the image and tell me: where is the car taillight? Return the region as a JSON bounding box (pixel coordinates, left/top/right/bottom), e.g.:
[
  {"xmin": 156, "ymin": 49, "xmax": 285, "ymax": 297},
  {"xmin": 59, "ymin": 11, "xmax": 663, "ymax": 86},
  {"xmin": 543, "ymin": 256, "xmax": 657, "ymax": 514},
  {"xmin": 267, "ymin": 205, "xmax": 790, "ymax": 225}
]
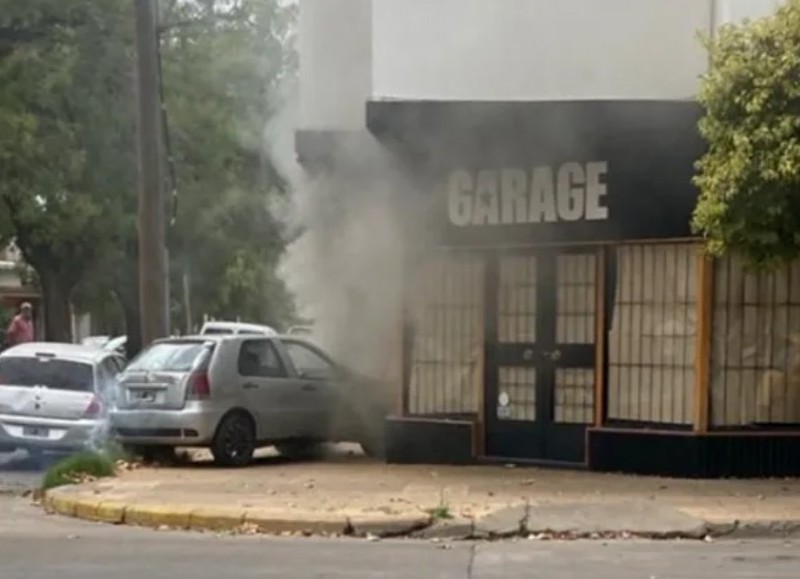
[
  {"xmin": 83, "ymin": 395, "xmax": 102, "ymax": 418},
  {"xmin": 186, "ymin": 372, "xmax": 211, "ymax": 400}
]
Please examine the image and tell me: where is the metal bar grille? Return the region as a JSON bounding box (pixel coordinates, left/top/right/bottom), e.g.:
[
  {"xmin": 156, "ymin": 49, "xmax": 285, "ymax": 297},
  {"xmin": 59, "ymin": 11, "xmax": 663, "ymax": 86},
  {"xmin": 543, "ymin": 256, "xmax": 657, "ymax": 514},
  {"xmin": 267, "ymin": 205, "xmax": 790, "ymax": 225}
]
[
  {"xmin": 710, "ymin": 256, "xmax": 800, "ymax": 426},
  {"xmin": 497, "ymin": 367, "xmax": 536, "ymax": 421},
  {"xmin": 495, "ymin": 255, "xmax": 539, "ymax": 422},
  {"xmin": 554, "ymin": 368, "xmax": 594, "ymax": 424},
  {"xmin": 498, "ymin": 256, "xmax": 537, "ymax": 343},
  {"xmin": 554, "ymin": 253, "xmax": 597, "ymax": 424},
  {"xmin": 407, "ymin": 252, "xmax": 484, "ymax": 416},
  {"xmin": 556, "ymin": 253, "xmax": 596, "ymax": 344},
  {"xmin": 607, "ymin": 243, "xmax": 697, "ymax": 425}
]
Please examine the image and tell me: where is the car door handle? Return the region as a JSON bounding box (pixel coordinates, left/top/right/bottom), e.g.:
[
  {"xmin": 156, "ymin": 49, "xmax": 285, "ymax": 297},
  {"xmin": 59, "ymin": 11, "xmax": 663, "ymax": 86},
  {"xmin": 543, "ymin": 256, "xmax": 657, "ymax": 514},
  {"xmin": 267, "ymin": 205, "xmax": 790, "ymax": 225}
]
[
  {"xmin": 243, "ymin": 382, "xmax": 259, "ymax": 390},
  {"xmin": 301, "ymin": 383, "xmax": 317, "ymax": 392}
]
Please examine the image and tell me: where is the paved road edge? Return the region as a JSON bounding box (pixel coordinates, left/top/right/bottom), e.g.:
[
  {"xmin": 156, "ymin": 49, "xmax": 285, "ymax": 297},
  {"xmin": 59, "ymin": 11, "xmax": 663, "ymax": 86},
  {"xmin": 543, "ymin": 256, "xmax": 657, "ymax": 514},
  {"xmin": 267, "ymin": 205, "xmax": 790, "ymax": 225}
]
[
  {"xmin": 42, "ymin": 485, "xmax": 433, "ymax": 537},
  {"xmin": 41, "ymin": 486, "xmax": 800, "ymax": 540}
]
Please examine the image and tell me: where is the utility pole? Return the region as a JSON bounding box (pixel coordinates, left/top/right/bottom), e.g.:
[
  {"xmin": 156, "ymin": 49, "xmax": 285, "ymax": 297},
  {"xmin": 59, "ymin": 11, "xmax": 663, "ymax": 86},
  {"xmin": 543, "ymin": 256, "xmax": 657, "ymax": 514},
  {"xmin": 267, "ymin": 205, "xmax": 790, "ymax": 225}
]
[
  {"xmin": 182, "ymin": 270, "xmax": 193, "ymax": 334},
  {"xmin": 134, "ymin": 0, "xmax": 168, "ymax": 345}
]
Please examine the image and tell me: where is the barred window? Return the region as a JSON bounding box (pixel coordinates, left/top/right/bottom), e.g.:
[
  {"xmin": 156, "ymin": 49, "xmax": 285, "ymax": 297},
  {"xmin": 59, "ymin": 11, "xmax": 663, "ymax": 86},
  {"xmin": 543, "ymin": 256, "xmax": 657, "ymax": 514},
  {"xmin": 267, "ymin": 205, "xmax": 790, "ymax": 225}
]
[
  {"xmin": 607, "ymin": 243, "xmax": 697, "ymax": 425},
  {"xmin": 711, "ymin": 257, "xmax": 800, "ymax": 426},
  {"xmin": 407, "ymin": 253, "xmax": 484, "ymax": 416}
]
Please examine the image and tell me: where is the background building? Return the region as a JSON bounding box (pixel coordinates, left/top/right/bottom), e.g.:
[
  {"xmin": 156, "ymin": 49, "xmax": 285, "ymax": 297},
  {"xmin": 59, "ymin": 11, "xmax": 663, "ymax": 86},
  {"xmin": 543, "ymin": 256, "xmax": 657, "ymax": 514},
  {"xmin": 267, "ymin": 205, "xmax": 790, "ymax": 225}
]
[
  {"xmin": 295, "ymin": 0, "xmax": 799, "ymax": 477},
  {"xmin": 0, "ymin": 243, "xmax": 91, "ymax": 344},
  {"xmin": 0, "ymin": 243, "xmax": 42, "ymax": 337}
]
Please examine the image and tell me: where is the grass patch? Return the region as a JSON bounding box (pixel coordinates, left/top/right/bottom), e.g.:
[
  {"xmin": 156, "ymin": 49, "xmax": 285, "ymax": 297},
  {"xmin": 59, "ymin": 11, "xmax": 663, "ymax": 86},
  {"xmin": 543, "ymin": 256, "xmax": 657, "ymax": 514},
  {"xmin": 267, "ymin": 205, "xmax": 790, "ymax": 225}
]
[
  {"xmin": 425, "ymin": 488, "xmax": 454, "ymax": 521},
  {"xmin": 427, "ymin": 504, "xmax": 454, "ymax": 520},
  {"xmin": 41, "ymin": 450, "xmax": 117, "ymax": 491}
]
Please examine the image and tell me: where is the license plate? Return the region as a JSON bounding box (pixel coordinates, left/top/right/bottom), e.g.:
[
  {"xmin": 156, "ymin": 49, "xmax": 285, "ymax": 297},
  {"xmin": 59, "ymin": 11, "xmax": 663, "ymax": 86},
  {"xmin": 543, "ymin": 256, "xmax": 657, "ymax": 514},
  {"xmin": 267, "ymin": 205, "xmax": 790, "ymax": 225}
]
[
  {"xmin": 133, "ymin": 391, "xmax": 156, "ymax": 402},
  {"xmin": 23, "ymin": 426, "xmax": 49, "ymax": 438}
]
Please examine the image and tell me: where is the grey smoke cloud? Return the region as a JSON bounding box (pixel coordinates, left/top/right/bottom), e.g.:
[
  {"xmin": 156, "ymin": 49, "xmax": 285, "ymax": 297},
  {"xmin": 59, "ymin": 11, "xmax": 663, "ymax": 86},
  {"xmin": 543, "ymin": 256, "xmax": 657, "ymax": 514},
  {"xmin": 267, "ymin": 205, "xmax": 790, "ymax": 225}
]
[{"xmin": 266, "ymin": 84, "xmax": 430, "ymax": 381}]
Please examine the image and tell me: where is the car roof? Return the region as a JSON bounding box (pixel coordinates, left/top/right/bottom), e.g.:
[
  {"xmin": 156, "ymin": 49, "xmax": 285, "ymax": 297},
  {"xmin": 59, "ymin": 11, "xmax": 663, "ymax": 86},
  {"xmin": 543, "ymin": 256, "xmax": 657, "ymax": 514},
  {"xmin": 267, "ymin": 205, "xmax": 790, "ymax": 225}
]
[
  {"xmin": 152, "ymin": 334, "xmax": 234, "ymax": 344},
  {"xmin": 200, "ymin": 320, "xmax": 277, "ymax": 333},
  {"xmin": 152, "ymin": 334, "xmax": 319, "ymax": 348},
  {"xmin": 0, "ymin": 342, "xmax": 114, "ymax": 364}
]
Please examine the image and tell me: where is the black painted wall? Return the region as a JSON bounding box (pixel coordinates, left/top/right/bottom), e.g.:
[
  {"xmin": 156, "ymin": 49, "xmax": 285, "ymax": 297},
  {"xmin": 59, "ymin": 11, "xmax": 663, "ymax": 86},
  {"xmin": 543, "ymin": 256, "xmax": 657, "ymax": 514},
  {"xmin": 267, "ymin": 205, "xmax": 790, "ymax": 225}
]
[{"xmin": 367, "ymin": 99, "xmax": 706, "ymax": 247}]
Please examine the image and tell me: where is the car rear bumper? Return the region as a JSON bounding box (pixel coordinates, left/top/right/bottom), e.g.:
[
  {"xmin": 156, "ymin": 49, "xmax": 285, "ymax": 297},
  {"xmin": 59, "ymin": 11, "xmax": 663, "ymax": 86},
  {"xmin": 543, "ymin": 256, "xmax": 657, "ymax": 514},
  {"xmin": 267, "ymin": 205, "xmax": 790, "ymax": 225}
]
[
  {"xmin": 0, "ymin": 414, "xmax": 102, "ymax": 452},
  {"xmin": 109, "ymin": 405, "xmax": 223, "ymax": 446}
]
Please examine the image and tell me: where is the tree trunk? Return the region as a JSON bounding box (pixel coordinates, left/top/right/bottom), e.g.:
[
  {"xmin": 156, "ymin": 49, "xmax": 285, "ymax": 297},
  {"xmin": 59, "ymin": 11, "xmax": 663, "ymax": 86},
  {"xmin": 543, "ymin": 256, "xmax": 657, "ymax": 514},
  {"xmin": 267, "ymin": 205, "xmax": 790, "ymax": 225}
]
[{"xmin": 40, "ymin": 274, "xmax": 73, "ymax": 342}]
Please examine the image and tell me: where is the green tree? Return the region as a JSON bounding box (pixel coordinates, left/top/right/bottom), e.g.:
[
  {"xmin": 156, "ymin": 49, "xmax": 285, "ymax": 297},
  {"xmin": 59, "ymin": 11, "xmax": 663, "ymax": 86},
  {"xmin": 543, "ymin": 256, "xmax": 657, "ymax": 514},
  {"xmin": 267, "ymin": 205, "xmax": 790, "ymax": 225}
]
[
  {"xmin": 159, "ymin": 0, "xmax": 297, "ymax": 330},
  {"xmin": 1, "ymin": 0, "xmax": 297, "ymax": 346},
  {"xmin": 0, "ymin": 210, "xmax": 11, "ymax": 248},
  {"xmin": 0, "ymin": 0, "xmax": 133, "ymax": 341},
  {"xmin": 693, "ymin": 0, "xmax": 800, "ymax": 268}
]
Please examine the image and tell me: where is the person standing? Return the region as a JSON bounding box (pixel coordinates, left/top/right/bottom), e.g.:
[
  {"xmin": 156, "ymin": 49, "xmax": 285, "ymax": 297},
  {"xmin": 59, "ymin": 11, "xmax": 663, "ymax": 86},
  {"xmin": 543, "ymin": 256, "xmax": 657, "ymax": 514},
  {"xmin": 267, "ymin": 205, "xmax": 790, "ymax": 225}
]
[{"xmin": 4, "ymin": 302, "xmax": 35, "ymax": 347}]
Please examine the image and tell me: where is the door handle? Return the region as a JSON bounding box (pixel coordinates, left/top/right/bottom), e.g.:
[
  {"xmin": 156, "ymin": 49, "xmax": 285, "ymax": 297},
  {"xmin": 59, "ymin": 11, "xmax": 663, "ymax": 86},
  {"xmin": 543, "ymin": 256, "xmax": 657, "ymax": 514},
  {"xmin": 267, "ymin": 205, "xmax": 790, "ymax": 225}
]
[
  {"xmin": 301, "ymin": 383, "xmax": 317, "ymax": 392},
  {"xmin": 542, "ymin": 350, "xmax": 562, "ymax": 361},
  {"xmin": 243, "ymin": 382, "xmax": 259, "ymax": 390}
]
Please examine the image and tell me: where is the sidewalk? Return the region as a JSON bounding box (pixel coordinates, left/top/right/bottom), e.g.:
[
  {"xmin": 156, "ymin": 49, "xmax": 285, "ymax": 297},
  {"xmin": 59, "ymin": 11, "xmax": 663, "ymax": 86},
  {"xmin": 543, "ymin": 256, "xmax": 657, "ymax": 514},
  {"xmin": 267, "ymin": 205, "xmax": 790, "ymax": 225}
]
[{"xmin": 43, "ymin": 445, "xmax": 800, "ymax": 540}]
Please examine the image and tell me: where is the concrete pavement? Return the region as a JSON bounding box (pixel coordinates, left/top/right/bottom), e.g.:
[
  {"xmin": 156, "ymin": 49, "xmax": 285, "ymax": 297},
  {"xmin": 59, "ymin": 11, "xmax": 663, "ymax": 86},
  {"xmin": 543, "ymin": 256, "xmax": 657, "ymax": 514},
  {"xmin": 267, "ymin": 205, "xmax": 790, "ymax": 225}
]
[
  {"xmin": 42, "ymin": 446, "xmax": 800, "ymax": 539},
  {"xmin": 4, "ymin": 495, "xmax": 800, "ymax": 579}
]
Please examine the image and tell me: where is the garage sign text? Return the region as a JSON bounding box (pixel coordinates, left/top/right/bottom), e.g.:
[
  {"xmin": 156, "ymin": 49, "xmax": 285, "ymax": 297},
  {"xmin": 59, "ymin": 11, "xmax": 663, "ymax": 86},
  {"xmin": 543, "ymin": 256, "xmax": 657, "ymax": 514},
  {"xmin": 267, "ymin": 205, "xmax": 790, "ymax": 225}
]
[{"xmin": 447, "ymin": 162, "xmax": 610, "ymax": 226}]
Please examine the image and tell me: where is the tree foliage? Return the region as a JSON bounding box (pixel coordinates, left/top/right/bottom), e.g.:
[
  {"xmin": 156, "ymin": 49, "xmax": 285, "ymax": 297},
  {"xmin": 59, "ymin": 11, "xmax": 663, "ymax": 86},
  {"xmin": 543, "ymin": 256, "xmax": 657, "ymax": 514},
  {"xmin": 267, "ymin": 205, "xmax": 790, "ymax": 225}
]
[
  {"xmin": 0, "ymin": 0, "xmax": 297, "ymax": 344},
  {"xmin": 0, "ymin": 0, "xmax": 133, "ymax": 341},
  {"xmin": 160, "ymin": 0, "xmax": 297, "ymax": 328},
  {"xmin": 694, "ymin": 0, "xmax": 800, "ymax": 268}
]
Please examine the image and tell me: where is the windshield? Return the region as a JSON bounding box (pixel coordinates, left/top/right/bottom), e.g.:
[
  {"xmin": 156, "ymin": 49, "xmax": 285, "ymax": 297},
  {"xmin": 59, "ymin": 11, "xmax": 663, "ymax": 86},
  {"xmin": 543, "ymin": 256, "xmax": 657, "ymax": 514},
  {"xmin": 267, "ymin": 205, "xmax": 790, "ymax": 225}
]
[
  {"xmin": 127, "ymin": 342, "xmax": 212, "ymax": 373},
  {"xmin": 0, "ymin": 357, "xmax": 95, "ymax": 392}
]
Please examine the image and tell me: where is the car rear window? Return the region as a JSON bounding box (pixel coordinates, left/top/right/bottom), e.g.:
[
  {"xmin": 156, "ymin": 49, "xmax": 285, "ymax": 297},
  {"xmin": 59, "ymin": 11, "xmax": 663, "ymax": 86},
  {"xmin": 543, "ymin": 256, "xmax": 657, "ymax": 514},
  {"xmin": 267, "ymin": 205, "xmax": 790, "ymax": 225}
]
[
  {"xmin": 0, "ymin": 357, "xmax": 95, "ymax": 392},
  {"xmin": 127, "ymin": 342, "xmax": 213, "ymax": 373}
]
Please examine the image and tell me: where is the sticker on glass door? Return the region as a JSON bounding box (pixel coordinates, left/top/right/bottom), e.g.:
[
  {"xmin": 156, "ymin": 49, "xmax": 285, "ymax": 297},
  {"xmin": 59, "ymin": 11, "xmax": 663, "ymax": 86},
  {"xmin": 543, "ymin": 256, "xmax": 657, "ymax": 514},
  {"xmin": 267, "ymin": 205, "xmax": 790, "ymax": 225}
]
[{"xmin": 497, "ymin": 367, "xmax": 536, "ymax": 420}]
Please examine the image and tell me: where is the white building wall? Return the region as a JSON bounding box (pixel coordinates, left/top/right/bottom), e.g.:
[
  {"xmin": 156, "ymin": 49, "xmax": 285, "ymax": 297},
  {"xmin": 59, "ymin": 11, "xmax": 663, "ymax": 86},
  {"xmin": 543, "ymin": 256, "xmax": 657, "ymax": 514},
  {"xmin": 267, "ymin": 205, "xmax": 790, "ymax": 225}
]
[
  {"xmin": 297, "ymin": 0, "xmax": 372, "ymax": 129},
  {"xmin": 296, "ymin": 0, "xmax": 787, "ymax": 127},
  {"xmin": 715, "ymin": 0, "xmax": 784, "ymax": 25},
  {"xmin": 371, "ymin": 0, "xmax": 714, "ymax": 101}
]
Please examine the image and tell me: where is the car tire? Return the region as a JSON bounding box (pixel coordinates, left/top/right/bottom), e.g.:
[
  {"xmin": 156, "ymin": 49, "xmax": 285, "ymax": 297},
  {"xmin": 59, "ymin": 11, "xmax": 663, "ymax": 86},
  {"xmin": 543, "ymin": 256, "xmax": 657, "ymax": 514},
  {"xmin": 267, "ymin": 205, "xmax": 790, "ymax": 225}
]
[
  {"xmin": 211, "ymin": 411, "xmax": 256, "ymax": 467},
  {"xmin": 274, "ymin": 440, "xmax": 326, "ymax": 460}
]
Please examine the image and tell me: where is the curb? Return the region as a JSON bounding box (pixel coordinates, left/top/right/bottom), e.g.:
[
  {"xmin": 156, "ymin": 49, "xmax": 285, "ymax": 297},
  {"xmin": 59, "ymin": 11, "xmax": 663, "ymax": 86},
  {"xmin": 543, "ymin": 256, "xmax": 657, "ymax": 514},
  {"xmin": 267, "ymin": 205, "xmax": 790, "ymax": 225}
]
[
  {"xmin": 42, "ymin": 486, "xmax": 433, "ymax": 538},
  {"xmin": 41, "ymin": 487, "xmax": 800, "ymax": 541},
  {"xmin": 711, "ymin": 520, "xmax": 800, "ymax": 539}
]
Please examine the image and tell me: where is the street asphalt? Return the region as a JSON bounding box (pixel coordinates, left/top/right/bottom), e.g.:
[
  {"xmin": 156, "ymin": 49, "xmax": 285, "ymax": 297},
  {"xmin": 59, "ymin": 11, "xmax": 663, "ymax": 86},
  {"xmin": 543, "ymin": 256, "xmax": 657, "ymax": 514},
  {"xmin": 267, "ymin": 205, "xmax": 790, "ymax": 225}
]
[
  {"xmin": 0, "ymin": 450, "xmax": 43, "ymax": 495},
  {"xmin": 0, "ymin": 493, "xmax": 798, "ymax": 578},
  {"xmin": 2, "ymin": 451, "xmax": 800, "ymax": 578}
]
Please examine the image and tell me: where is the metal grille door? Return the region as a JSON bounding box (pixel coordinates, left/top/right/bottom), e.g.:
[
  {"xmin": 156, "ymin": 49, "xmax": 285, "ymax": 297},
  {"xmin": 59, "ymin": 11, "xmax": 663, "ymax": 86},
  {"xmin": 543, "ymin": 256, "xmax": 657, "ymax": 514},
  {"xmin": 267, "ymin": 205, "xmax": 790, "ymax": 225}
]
[{"xmin": 485, "ymin": 249, "xmax": 598, "ymax": 463}]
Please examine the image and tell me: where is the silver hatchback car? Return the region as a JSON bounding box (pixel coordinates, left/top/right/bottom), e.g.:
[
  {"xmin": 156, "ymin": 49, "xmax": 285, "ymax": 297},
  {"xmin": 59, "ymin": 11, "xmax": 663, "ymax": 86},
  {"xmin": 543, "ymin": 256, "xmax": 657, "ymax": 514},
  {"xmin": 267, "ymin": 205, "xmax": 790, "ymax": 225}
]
[
  {"xmin": 0, "ymin": 342, "xmax": 125, "ymax": 455},
  {"xmin": 109, "ymin": 335, "xmax": 389, "ymax": 466}
]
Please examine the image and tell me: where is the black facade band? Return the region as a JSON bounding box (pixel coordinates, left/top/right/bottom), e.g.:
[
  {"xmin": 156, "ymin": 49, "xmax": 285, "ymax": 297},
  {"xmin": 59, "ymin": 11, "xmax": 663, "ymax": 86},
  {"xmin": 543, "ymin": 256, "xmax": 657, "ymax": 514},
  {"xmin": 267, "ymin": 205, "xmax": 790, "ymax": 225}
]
[{"xmin": 367, "ymin": 99, "xmax": 706, "ymax": 246}]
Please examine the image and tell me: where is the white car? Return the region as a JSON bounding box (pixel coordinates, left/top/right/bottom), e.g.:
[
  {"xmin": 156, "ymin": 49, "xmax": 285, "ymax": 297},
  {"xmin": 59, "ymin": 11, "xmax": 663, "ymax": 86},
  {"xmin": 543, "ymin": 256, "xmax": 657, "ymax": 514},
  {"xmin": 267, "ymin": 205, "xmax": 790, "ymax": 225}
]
[
  {"xmin": 199, "ymin": 321, "xmax": 278, "ymax": 336},
  {"xmin": 81, "ymin": 336, "xmax": 111, "ymax": 349},
  {"xmin": 0, "ymin": 343, "xmax": 126, "ymax": 455},
  {"xmin": 104, "ymin": 335, "xmax": 127, "ymax": 357}
]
